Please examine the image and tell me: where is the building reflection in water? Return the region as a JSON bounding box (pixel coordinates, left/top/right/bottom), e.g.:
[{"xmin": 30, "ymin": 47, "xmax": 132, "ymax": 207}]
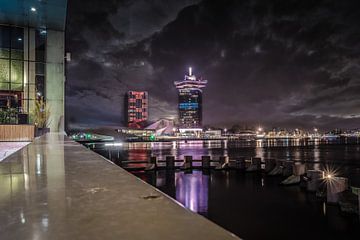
[{"xmin": 174, "ymin": 171, "xmax": 208, "ymax": 214}]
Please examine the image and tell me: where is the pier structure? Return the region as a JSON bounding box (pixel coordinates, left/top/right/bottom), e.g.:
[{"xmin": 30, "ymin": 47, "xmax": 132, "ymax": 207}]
[{"xmin": 0, "ymin": 134, "xmax": 240, "ymax": 240}]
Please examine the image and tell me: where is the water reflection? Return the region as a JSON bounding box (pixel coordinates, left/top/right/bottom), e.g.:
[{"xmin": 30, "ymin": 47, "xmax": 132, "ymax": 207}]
[
  {"xmin": 133, "ymin": 169, "xmax": 360, "ymax": 240},
  {"xmin": 175, "ymin": 171, "xmax": 208, "ymax": 213}
]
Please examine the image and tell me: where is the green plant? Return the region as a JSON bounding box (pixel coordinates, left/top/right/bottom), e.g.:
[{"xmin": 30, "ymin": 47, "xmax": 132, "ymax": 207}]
[
  {"xmin": 0, "ymin": 108, "xmax": 18, "ymax": 124},
  {"xmin": 31, "ymin": 97, "xmax": 50, "ymax": 128}
]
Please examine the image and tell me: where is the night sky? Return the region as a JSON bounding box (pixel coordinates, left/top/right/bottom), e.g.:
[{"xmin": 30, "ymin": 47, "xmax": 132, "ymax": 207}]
[{"xmin": 65, "ymin": 0, "xmax": 360, "ymax": 130}]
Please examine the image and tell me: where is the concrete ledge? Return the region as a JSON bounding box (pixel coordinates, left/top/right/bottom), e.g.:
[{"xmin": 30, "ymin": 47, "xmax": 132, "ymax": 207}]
[{"xmin": 0, "ymin": 133, "xmax": 240, "ymax": 240}]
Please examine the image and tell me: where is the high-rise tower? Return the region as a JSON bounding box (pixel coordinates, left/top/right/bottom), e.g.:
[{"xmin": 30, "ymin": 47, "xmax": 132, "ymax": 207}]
[{"xmin": 174, "ymin": 68, "xmax": 207, "ymax": 129}]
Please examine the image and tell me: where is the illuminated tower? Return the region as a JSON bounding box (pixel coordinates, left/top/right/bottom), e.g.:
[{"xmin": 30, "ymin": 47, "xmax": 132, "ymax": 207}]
[{"xmin": 174, "ymin": 68, "xmax": 207, "ymax": 129}]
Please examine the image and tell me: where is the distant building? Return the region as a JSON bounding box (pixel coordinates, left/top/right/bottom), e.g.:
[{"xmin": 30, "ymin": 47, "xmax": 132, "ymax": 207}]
[
  {"xmin": 145, "ymin": 118, "xmax": 175, "ymax": 136},
  {"xmin": 125, "ymin": 91, "xmax": 148, "ymax": 128},
  {"xmin": 174, "ymin": 68, "xmax": 207, "ymax": 129}
]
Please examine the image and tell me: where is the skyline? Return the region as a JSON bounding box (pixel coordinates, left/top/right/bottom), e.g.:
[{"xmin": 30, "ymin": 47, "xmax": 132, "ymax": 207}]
[{"xmin": 66, "ymin": 0, "xmax": 360, "ymax": 130}]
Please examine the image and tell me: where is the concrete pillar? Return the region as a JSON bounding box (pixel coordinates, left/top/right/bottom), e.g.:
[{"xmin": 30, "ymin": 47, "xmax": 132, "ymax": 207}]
[
  {"xmin": 265, "ymin": 158, "xmax": 276, "ymax": 172},
  {"xmin": 184, "ymin": 156, "xmax": 193, "ymax": 169},
  {"xmin": 166, "ymin": 156, "xmax": 175, "ymax": 169},
  {"xmin": 282, "ymin": 161, "xmax": 293, "ymax": 177},
  {"xmin": 46, "ymin": 30, "xmax": 65, "ymax": 132},
  {"xmin": 201, "ymin": 156, "xmax": 211, "ymax": 169},
  {"xmin": 306, "ymin": 170, "xmax": 324, "ymax": 192},
  {"xmin": 327, "ymin": 177, "xmax": 348, "ymax": 204},
  {"xmin": 293, "ymin": 163, "xmax": 306, "ymax": 176}
]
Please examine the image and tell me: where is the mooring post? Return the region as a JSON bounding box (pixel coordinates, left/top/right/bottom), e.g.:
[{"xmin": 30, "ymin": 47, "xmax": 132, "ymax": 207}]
[
  {"xmin": 236, "ymin": 157, "xmax": 246, "ymax": 170},
  {"xmin": 327, "ymin": 177, "xmax": 348, "ymax": 204},
  {"xmin": 166, "ymin": 156, "xmax": 175, "ymax": 169},
  {"xmin": 293, "ymin": 163, "xmax": 306, "ymax": 176},
  {"xmin": 265, "ymin": 158, "xmax": 276, "ymax": 172},
  {"xmin": 246, "ymin": 157, "xmax": 261, "ymax": 172},
  {"xmin": 282, "ymin": 161, "xmax": 293, "ymax": 177},
  {"xmin": 218, "ymin": 156, "xmax": 229, "ymax": 169},
  {"xmin": 150, "ymin": 156, "xmax": 157, "ymax": 168},
  {"xmin": 268, "ymin": 160, "xmax": 283, "ymax": 176},
  {"xmin": 306, "ymin": 170, "xmax": 324, "ymax": 192},
  {"xmin": 184, "ymin": 156, "xmax": 193, "ymax": 169},
  {"xmin": 281, "ymin": 163, "xmax": 306, "ymax": 185},
  {"xmin": 202, "ymin": 156, "xmax": 211, "ymax": 169}
]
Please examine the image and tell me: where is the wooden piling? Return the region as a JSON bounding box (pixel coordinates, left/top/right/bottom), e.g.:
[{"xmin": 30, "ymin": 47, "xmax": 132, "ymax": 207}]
[
  {"xmin": 166, "ymin": 156, "xmax": 175, "ymax": 169},
  {"xmin": 150, "ymin": 156, "xmax": 157, "ymax": 168},
  {"xmin": 184, "ymin": 156, "xmax": 193, "ymax": 169},
  {"xmin": 201, "ymin": 156, "xmax": 211, "ymax": 169}
]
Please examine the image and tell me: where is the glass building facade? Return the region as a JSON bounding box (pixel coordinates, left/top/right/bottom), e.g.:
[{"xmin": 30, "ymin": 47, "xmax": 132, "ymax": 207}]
[
  {"xmin": 0, "ymin": 1, "xmax": 67, "ymax": 131},
  {"xmin": 125, "ymin": 91, "xmax": 148, "ymax": 128},
  {"xmin": 175, "ymin": 69, "xmax": 207, "ymax": 128}
]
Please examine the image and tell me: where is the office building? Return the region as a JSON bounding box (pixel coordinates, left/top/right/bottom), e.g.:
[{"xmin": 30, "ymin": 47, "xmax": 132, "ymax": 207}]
[
  {"xmin": 0, "ymin": 1, "xmax": 67, "ymax": 131},
  {"xmin": 125, "ymin": 91, "xmax": 148, "ymax": 128}
]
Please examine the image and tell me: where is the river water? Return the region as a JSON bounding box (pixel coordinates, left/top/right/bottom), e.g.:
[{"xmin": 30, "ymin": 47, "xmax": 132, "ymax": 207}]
[{"xmin": 90, "ymin": 138, "xmax": 360, "ymax": 239}]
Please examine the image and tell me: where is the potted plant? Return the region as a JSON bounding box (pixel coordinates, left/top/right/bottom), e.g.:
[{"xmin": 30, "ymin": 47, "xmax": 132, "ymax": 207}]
[{"xmin": 32, "ymin": 97, "xmax": 51, "ymax": 137}]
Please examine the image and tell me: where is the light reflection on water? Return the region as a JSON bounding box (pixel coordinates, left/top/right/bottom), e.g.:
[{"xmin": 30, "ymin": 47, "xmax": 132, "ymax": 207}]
[
  {"xmin": 175, "ymin": 171, "xmax": 208, "ymax": 213},
  {"xmin": 90, "ymin": 139, "xmax": 360, "ymax": 240}
]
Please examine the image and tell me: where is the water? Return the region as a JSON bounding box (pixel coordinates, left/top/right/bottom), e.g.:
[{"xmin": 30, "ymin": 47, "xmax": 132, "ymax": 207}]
[{"xmin": 89, "ymin": 139, "xmax": 360, "ymax": 239}]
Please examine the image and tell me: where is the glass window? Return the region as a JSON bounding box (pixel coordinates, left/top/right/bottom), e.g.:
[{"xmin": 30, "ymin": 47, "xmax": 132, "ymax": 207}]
[
  {"xmin": 11, "ymin": 83, "xmax": 23, "ymax": 91},
  {"xmin": 0, "ymin": 26, "xmax": 10, "ymax": 49},
  {"xmin": 36, "ymin": 62, "xmax": 45, "ymax": 75},
  {"xmin": 0, "ymin": 26, "xmax": 10, "ymax": 58},
  {"xmin": 10, "ymin": 27, "xmax": 23, "ymax": 50},
  {"xmin": 35, "ymin": 75, "xmax": 45, "ymax": 98},
  {"xmin": 11, "ymin": 60, "xmax": 23, "ymax": 85},
  {"xmin": 0, "ymin": 59, "xmax": 9, "ymax": 82},
  {"xmin": 0, "ymin": 82, "xmax": 9, "ymax": 90},
  {"xmin": 35, "ymin": 29, "xmax": 46, "ymax": 62}
]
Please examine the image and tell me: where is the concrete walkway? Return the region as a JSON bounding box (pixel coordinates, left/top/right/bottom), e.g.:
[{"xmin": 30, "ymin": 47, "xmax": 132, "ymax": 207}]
[{"xmin": 0, "ymin": 134, "xmax": 240, "ymax": 240}]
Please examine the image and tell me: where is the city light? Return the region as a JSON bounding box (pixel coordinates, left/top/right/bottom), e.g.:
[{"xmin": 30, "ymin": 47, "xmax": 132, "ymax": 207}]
[
  {"xmin": 104, "ymin": 142, "xmax": 123, "ymax": 147},
  {"xmin": 30, "ymin": 7, "xmax": 36, "ymax": 12}
]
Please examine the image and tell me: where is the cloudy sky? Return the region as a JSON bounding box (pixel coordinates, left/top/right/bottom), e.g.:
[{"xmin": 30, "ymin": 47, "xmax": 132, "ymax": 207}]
[{"xmin": 65, "ymin": 0, "xmax": 360, "ymax": 130}]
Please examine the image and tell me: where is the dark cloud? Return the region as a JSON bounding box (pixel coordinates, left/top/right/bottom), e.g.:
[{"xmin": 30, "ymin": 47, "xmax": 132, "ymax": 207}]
[{"xmin": 66, "ymin": 0, "xmax": 360, "ymax": 130}]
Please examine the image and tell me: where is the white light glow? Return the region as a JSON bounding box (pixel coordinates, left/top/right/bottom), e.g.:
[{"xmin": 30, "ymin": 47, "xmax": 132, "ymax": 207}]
[
  {"xmin": 30, "ymin": 7, "xmax": 36, "ymax": 12},
  {"xmin": 105, "ymin": 142, "xmax": 123, "ymax": 147},
  {"xmin": 189, "ymin": 67, "xmax": 192, "ymax": 76}
]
